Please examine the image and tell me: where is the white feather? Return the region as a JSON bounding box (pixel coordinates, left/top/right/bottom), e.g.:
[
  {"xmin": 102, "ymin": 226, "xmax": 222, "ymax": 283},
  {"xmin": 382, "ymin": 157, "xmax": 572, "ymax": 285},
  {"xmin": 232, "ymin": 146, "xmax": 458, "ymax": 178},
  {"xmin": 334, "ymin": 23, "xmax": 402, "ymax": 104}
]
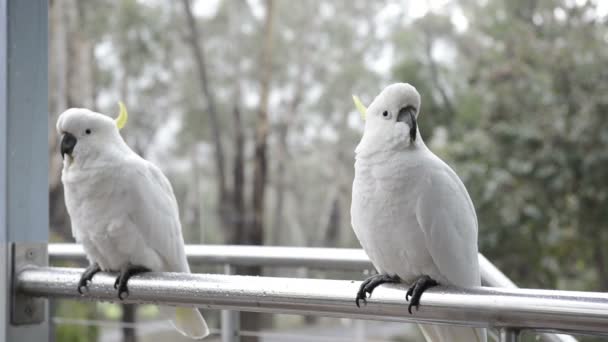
[
  {"xmin": 351, "ymin": 83, "xmax": 487, "ymax": 342},
  {"xmin": 59, "ymin": 108, "xmax": 208, "ymax": 339}
]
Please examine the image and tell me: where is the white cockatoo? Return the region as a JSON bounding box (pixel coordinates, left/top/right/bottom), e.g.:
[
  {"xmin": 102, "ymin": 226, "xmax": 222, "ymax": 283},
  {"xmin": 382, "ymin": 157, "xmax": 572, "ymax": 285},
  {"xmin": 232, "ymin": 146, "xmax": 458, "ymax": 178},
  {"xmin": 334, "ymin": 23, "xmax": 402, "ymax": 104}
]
[
  {"xmin": 57, "ymin": 104, "xmax": 209, "ymax": 339},
  {"xmin": 350, "ymin": 83, "xmax": 486, "ymax": 342}
]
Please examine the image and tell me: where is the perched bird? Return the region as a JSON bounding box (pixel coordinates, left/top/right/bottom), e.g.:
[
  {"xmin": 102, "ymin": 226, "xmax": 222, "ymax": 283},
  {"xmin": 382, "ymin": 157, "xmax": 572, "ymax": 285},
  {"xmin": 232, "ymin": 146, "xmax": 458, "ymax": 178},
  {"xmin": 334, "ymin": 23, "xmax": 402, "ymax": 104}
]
[
  {"xmin": 57, "ymin": 104, "xmax": 209, "ymax": 339},
  {"xmin": 350, "ymin": 84, "xmax": 486, "ymax": 342}
]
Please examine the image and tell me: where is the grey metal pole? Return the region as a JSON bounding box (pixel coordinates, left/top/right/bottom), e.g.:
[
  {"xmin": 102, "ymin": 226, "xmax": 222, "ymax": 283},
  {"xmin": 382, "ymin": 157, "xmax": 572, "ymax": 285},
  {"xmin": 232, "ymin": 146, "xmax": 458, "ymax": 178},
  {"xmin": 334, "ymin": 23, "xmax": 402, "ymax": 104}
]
[
  {"xmin": 221, "ymin": 264, "xmax": 240, "ymax": 342},
  {"xmin": 354, "ymin": 320, "xmax": 365, "ymax": 342},
  {"xmin": 48, "ymin": 245, "xmax": 578, "ymax": 342},
  {"xmin": 500, "ymin": 328, "xmax": 520, "ymax": 342},
  {"xmin": 0, "ymin": 0, "xmax": 49, "ymax": 341},
  {"xmin": 16, "ymin": 267, "xmax": 608, "ymax": 337},
  {"xmin": 479, "ymin": 255, "xmax": 577, "ymax": 342}
]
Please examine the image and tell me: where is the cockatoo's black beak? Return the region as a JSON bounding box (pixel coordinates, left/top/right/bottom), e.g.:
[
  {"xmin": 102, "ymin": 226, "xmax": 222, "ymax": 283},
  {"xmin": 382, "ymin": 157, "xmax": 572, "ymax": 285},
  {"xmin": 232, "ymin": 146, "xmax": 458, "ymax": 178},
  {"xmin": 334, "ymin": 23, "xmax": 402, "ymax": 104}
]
[
  {"xmin": 397, "ymin": 106, "xmax": 417, "ymax": 142},
  {"xmin": 61, "ymin": 132, "xmax": 77, "ymax": 159}
]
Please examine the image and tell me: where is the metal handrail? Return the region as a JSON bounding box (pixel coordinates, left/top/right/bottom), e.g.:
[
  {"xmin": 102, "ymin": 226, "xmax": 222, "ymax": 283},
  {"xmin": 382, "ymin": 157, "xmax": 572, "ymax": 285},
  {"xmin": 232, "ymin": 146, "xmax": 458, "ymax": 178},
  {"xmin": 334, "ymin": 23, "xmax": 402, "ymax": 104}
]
[
  {"xmin": 47, "ymin": 244, "xmax": 578, "ymax": 342},
  {"xmin": 49, "ymin": 244, "xmax": 372, "ymax": 270},
  {"xmin": 16, "ymin": 267, "xmax": 607, "ymax": 338}
]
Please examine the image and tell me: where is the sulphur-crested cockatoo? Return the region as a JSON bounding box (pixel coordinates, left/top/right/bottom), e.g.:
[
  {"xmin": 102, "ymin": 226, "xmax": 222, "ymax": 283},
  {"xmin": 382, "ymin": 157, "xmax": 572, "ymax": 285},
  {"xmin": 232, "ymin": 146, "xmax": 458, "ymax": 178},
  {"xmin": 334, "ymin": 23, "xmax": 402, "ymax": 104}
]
[
  {"xmin": 57, "ymin": 104, "xmax": 209, "ymax": 339},
  {"xmin": 350, "ymin": 83, "xmax": 486, "ymax": 342}
]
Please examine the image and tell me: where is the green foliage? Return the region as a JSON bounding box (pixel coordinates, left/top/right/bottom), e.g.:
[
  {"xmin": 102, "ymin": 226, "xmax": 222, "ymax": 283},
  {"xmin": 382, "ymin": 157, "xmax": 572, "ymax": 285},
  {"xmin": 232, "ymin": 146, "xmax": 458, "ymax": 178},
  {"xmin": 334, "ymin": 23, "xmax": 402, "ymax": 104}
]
[
  {"xmin": 394, "ymin": 0, "xmax": 608, "ymax": 294},
  {"xmin": 55, "ymin": 301, "xmax": 99, "ymax": 342},
  {"xmin": 50, "ymin": 3, "xmax": 608, "ymax": 340}
]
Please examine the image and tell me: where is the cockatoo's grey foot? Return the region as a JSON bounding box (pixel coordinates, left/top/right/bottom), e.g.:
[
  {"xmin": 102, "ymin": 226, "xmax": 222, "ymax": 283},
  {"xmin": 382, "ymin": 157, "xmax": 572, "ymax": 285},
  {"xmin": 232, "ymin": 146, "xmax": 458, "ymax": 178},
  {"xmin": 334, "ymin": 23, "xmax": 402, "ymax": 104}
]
[
  {"xmin": 77, "ymin": 263, "xmax": 101, "ymax": 294},
  {"xmin": 355, "ymin": 273, "xmax": 400, "ymax": 308},
  {"xmin": 405, "ymin": 275, "xmax": 438, "ymax": 314},
  {"xmin": 113, "ymin": 263, "xmax": 150, "ymax": 300}
]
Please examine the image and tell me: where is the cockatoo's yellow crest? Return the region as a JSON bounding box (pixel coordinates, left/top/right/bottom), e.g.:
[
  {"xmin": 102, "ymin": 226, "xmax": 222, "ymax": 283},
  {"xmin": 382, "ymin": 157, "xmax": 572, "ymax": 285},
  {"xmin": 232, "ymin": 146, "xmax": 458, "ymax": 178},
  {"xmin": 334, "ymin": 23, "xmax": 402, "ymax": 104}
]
[
  {"xmin": 352, "ymin": 95, "xmax": 367, "ymax": 121},
  {"xmin": 116, "ymin": 102, "xmax": 128, "ymax": 130}
]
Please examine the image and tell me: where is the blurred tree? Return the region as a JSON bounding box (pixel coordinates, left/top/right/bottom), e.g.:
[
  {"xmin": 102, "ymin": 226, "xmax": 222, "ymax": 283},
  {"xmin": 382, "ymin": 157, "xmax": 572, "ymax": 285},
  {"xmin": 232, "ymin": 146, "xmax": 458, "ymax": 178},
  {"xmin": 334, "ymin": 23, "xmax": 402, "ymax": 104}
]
[
  {"xmin": 54, "ymin": 301, "xmax": 99, "ymax": 342},
  {"xmin": 181, "ymin": 0, "xmax": 229, "ymax": 238},
  {"xmin": 457, "ymin": 0, "xmax": 608, "ymax": 292},
  {"xmin": 394, "ymin": 0, "xmax": 608, "ymax": 298},
  {"xmin": 49, "ymin": 0, "xmax": 97, "ymax": 242},
  {"xmin": 48, "ymin": 0, "xmax": 608, "ymax": 341},
  {"xmin": 267, "ymin": 0, "xmax": 385, "ymax": 249}
]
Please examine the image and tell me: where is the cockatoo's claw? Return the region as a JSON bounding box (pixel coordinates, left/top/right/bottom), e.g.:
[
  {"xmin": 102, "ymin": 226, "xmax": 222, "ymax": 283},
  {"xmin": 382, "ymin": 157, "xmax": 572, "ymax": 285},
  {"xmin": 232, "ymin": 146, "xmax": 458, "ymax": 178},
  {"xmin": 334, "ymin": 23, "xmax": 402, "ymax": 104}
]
[
  {"xmin": 405, "ymin": 275, "xmax": 438, "ymax": 314},
  {"xmin": 114, "ymin": 263, "xmax": 150, "ymax": 300},
  {"xmin": 355, "ymin": 273, "xmax": 400, "ymax": 308},
  {"xmin": 117, "ymin": 287, "xmax": 129, "ymax": 300},
  {"xmin": 355, "ymin": 286, "xmax": 369, "ymax": 307},
  {"xmin": 355, "ymin": 297, "xmax": 366, "ymax": 308},
  {"xmin": 407, "ymin": 301, "xmax": 418, "ymax": 314},
  {"xmin": 77, "ymin": 263, "xmax": 101, "ymax": 295},
  {"xmin": 116, "ymin": 280, "xmax": 128, "ymax": 300},
  {"xmin": 405, "ymin": 286, "xmax": 413, "ymax": 301},
  {"xmin": 77, "ymin": 282, "xmax": 87, "ymax": 295}
]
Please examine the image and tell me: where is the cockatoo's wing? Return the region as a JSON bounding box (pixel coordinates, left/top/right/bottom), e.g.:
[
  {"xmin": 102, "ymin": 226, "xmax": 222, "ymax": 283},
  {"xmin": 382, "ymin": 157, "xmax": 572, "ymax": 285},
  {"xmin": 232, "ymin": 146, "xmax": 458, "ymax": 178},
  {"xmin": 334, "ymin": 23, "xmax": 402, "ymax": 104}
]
[
  {"xmin": 123, "ymin": 157, "xmax": 209, "ymax": 339},
  {"xmin": 415, "ymin": 163, "xmax": 480, "ymax": 287},
  {"xmin": 415, "ymin": 162, "xmax": 486, "ymax": 342},
  {"xmin": 123, "ymin": 157, "xmax": 190, "ymax": 273}
]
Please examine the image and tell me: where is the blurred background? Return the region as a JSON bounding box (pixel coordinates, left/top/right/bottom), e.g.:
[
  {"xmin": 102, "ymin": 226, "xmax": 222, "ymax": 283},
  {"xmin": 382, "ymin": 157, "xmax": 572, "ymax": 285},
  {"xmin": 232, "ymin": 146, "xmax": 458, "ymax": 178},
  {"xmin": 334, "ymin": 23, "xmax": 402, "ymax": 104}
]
[{"xmin": 47, "ymin": 0, "xmax": 608, "ymax": 341}]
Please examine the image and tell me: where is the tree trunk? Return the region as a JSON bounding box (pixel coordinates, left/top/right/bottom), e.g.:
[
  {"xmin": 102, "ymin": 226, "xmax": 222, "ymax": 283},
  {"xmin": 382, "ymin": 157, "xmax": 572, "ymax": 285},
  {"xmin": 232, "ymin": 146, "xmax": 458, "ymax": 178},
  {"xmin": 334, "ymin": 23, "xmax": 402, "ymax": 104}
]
[
  {"xmin": 271, "ymin": 80, "xmax": 302, "ymax": 245},
  {"xmin": 227, "ymin": 0, "xmax": 247, "ymax": 246},
  {"xmin": 249, "ymin": 0, "xmax": 274, "ymax": 248},
  {"xmin": 230, "ymin": 100, "xmax": 246, "ymax": 244},
  {"xmin": 190, "ymin": 147, "xmax": 204, "ymax": 243},
  {"xmin": 422, "ymin": 28, "xmax": 456, "ymax": 118},
  {"xmin": 322, "ymin": 196, "xmax": 341, "ymax": 247},
  {"xmin": 271, "ymin": 120, "xmax": 288, "ymax": 245},
  {"xmin": 181, "ymin": 0, "xmax": 228, "ymax": 218},
  {"xmin": 242, "ymin": 1, "xmax": 275, "ymax": 340}
]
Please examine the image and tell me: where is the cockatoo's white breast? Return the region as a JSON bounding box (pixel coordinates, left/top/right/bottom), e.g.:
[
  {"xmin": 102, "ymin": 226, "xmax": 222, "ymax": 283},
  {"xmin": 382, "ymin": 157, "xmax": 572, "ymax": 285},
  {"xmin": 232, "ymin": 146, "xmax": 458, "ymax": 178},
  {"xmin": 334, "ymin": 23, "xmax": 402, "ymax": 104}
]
[
  {"xmin": 62, "ymin": 157, "xmax": 165, "ymax": 272},
  {"xmin": 351, "ymin": 149, "xmax": 445, "ymax": 284}
]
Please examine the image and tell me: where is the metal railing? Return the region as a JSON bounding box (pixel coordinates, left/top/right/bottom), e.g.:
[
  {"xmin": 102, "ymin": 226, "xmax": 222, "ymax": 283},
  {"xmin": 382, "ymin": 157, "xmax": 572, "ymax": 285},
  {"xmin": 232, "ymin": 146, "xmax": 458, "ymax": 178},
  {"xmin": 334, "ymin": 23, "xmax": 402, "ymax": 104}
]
[
  {"xmin": 17, "ymin": 266, "xmax": 608, "ymax": 341},
  {"xmin": 41, "ymin": 244, "xmax": 585, "ymax": 342},
  {"xmin": 49, "ymin": 243, "xmax": 372, "ymax": 270}
]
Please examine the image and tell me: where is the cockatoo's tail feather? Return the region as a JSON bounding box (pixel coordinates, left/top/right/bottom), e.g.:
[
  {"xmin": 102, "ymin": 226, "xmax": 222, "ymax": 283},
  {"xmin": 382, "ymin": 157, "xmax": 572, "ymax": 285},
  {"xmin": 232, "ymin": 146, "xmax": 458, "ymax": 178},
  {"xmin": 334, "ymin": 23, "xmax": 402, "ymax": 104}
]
[{"xmin": 160, "ymin": 306, "xmax": 210, "ymax": 340}]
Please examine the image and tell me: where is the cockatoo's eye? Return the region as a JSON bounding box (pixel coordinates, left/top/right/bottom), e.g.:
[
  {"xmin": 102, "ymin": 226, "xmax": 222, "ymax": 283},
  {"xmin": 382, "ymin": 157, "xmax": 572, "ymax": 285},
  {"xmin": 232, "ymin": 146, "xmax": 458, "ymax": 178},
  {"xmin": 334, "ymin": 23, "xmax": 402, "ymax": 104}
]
[
  {"xmin": 382, "ymin": 110, "xmax": 391, "ymax": 120},
  {"xmin": 85, "ymin": 129, "xmax": 91, "ymax": 135}
]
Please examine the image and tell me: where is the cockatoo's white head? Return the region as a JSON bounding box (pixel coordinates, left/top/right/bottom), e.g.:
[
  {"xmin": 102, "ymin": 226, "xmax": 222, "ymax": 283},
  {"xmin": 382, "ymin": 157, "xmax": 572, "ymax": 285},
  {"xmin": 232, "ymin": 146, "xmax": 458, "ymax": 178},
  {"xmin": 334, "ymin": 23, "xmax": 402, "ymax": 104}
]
[
  {"xmin": 353, "ymin": 83, "xmax": 421, "ymax": 156},
  {"xmin": 56, "ymin": 103, "xmax": 129, "ymax": 168}
]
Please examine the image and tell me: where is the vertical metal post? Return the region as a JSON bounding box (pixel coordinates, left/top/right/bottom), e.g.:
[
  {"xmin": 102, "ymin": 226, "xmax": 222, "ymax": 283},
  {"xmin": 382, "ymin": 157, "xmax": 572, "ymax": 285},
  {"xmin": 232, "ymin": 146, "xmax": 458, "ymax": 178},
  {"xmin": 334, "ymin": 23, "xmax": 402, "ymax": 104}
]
[
  {"xmin": 354, "ymin": 319, "xmax": 366, "ymax": 342},
  {"xmin": 0, "ymin": 0, "xmax": 49, "ymax": 341},
  {"xmin": 500, "ymin": 328, "xmax": 520, "ymax": 342},
  {"xmin": 221, "ymin": 264, "xmax": 240, "ymax": 342}
]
